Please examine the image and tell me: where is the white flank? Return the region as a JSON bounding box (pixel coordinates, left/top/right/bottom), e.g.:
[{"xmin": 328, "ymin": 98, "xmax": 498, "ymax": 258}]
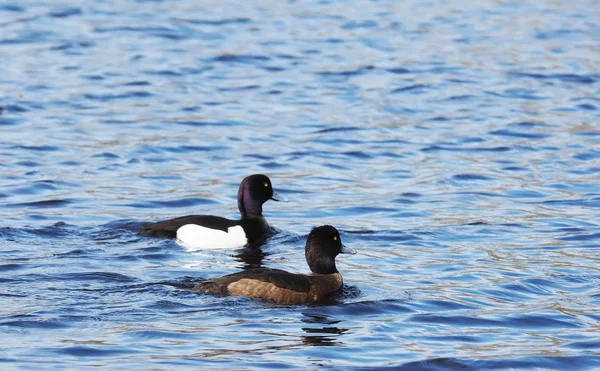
[{"xmin": 176, "ymin": 224, "xmax": 248, "ymax": 250}]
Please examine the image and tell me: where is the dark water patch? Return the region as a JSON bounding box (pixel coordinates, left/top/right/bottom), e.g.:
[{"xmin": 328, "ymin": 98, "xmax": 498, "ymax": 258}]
[
  {"xmin": 56, "ymin": 272, "xmax": 137, "ymax": 283},
  {"xmin": 457, "ymin": 137, "xmax": 484, "ymax": 144},
  {"xmin": 125, "ymin": 329, "xmax": 198, "ymax": 340},
  {"xmin": 53, "ymin": 249, "xmax": 87, "ymax": 258},
  {"xmin": 316, "ymin": 65, "xmax": 375, "ymax": 78},
  {"xmin": 179, "ymin": 17, "xmax": 251, "ymax": 26},
  {"xmin": 386, "ymin": 67, "xmax": 411, "ymax": 74},
  {"xmin": 260, "ymin": 161, "xmax": 288, "ymax": 169},
  {"xmin": 12, "ymin": 145, "xmax": 60, "ymax": 152},
  {"xmin": 573, "ymin": 151, "xmax": 600, "ymax": 161},
  {"xmin": 1, "ymin": 104, "xmax": 28, "ymax": 113},
  {"xmin": 508, "ymin": 71, "xmax": 598, "ymax": 84},
  {"xmin": 314, "ymin": 126, "xmax": 364, "ymax": 134},
  {"xmin": 6, "ymin": 199, "xmax": 74, "ymax": 208},
  {"xmin": 83, "ymin": 91, "xmax": 152, "ymax": 101},
  {"xmin": 420, "ymin": 335, "xmax": 482, "ymax": 343},
  {"xmin": 378, "ymin": 104, "xmax": 420, "ymax": 115},
  {"xmin": 0, "ymin": 264, "xmax": 23, "ymax": 272},
  {"xmin": 123, "ymin": 81, "xmax": 151, "ymax": 87},
  {"xmin": 421, "ymin": 145, "xmax": 511, "ymax": 152},
  {"xmin": 391, "ymin": 84, "xmax": 429, "ymax": 94},
  {"xmin": 94, "ymin": 25, "xmax": 175, "ymax": 35},
  {"xmin": 567, "ymin": 167, "xmax": 600, "ymax": 175},
  {"xmin": 14, "ymin": 160, "xmax": 40, "ymax": 167},
  {"xmin": 557, "ymin": 232, "xmax": 600, "ymax": 242},
  {"xmin": 53, "ymin": 346, "xmax": 137, "ymax": 357},
  {"xmin": 485, "ymin": 88, "xmax": 548, "ymax": 100},
  {"xmin": 139, "ymin": 253, "xmax": 174, "ymax": 261},
  {"xmin": 395, "ymin": 355, "xmax": 600, "ymax": 370},
  {"xmin": 413, "ymin": 299, "xmax": 477, "ymax": 311},
  {"xmin": 0, "ymin": 4, "xmax": 24, "ymax": 12},
  {"xmin": 48, "ymin": 7, "xmax": 82, "ymax": 18},
  {"xmin": 91, "ymin": 221, "xmax": 144, "ymax": 241},
  {"xmin": 489, "ymin": 129, "xmax": 551, "ymax": 139},
  {"xmin": 508, "ymin": 121, "xmax": 552, "ymax": 129},
  {"xmin": 0, "ymin": 316, "xmax": 70, "ymax": 329},
  {"xmin": 50, "ymin": 41, "xmax": 94, "ymax": 52},
  {"xmin": 342, "ymin": 151, "xmax": 373, "ymax": 159},
  {"xmin": 576, "ymin": 103, "xmax": 596, "ymax": 110},
  {"xmin": 8, "ymin": 182, "xmax": 58, "ymax": 195},
  {"xmin": 159, "ymin": 145, "xmax": 230, "ymax": 153},
  {"xmin": 341, "ymin": 20, "xmax": 378, "ymax": 30},
  {"xmin": 91, "ymin": 152, "xmax": 120, "ymax": 159},
  {"xmin": 244, "ymin": 154, "xmax": 272, "ymax": 160},
  {"xmin": 262, "ymin": 65, "xmax": 286, "ymax": 72},
  {"xmin": 450, "ymin": 174, "xmax": 494, "ymax": 182},
  {"xmin": 210, "ymin": 54, "xmax": 270, "ymax": 63},
  {"xmin": 219, "ymin": 84, "xmax": 260, "ymax": 92},
  {"xmin": 390, "ymin": 211, "xmax": 431, "ymax": 219},
  {"xmin": 546, "ymin": 182, "xmax": 599, "ymax": 193},
  {"xmin": 144, "ymin": 300, "xmax": 194, "ymax": 311},
  {"xmin": 565, "ymin": 341, "xmax": 600, "ymax": 350},
  {"xmin": 144, "ymin": 70, "xmax": 182, "ymax": 77},
  {"xmin": 125, "ymin": 197, "xmax": 219, "ymax": 208},
  {"xmin": 502, "ymin": 166, "xmax": 527, "ymax": 171},
  {"xmin": 392, "ymin": 198, "xmax": 416, "ymax": 205},
  {"xmin": 502, "ymin": 279, "xmax": 556, "ymax": 296},
  {"xmin": 503, "ymin": 189, "xmax": 548, "ymax": 198},
  {"xmin": 171, "ymin": 120, "xmax": 247, "ymax": 127},
  {"xmin": 444, "ymin": 94, "xmax": 475, "ymax": 101},
  {"xmin": 80, "ymin": 74, "xmax": 104, "ymax": 81}
]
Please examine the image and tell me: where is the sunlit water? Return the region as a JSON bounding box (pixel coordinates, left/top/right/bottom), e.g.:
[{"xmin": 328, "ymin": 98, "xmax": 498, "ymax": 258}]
[{"xmin": 1, "ymin": 0, "xmax": 599, "ymax": 369}]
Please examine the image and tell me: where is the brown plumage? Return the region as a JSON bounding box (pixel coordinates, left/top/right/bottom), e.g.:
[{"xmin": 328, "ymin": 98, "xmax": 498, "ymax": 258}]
[{"xmin": 193, "ymin": 225, "xmax": 356, "ymax": 305}]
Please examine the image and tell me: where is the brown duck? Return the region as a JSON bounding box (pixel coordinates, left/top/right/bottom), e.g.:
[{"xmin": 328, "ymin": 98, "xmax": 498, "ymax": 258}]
[{"xmin": 193, "ymin": 225, "xmax": 356, "ymax": 304}]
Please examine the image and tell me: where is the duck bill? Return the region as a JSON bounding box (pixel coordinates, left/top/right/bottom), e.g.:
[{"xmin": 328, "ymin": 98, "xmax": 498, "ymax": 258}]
[
  {"xmin": 271, "ymin": 191, "xmax": 288, "ymax": 202},
  {"xmin": 340, "ymin": 243, "xmax": 357, "ymax": 255}
]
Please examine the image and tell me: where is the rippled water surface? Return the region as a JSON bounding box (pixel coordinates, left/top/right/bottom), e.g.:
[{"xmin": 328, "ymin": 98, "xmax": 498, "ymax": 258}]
[{"xmin": 1, "ymin": 0, "xmax": 600, "ymax": 369}]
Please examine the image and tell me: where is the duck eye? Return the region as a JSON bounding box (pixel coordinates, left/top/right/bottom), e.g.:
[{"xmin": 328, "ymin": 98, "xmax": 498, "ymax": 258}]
[
  {"xmin": 334, "ymin": 236, "xmax": 337, "ymax": 241},
  {"xmin": 263, "ymin": 182, "xmax": 269, "ymax": 187}
]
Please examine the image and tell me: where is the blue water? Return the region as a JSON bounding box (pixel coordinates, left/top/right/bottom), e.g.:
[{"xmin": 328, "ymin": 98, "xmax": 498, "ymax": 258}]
[{"xmin": 1, "ymin": 0, "xmax": 599, "ymax": 369}]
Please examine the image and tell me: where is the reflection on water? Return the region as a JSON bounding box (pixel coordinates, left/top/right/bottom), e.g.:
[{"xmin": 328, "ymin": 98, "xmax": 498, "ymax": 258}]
[
  {"xmin": 234, "ymin": 247, "xmax": 269, "ymax": 270},
  {"xmin": 301, "ymin": 313, "xmax": 348, "ymax": 347}
]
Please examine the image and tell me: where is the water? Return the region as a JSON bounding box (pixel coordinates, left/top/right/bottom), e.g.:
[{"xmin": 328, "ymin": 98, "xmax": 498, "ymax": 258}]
[{"xmin": 1, "ymin": 0, "xmax": 599, "ymax": 369}]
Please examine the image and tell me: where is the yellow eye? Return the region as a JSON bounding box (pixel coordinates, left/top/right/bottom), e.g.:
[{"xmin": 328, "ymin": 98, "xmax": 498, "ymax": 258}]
[
  {"xmin": 334, "ymin": 236, "xmax": 337, "ymax": 241},
  {"xmin": 263, "ymin": 182, "xmax": 269, "ymax": 187}
]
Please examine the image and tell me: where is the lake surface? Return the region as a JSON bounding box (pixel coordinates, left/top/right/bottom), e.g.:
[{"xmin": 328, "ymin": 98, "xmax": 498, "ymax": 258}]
[{"xmin": 1, "ymin": 0, "xmax": 599, "ymax": 369}]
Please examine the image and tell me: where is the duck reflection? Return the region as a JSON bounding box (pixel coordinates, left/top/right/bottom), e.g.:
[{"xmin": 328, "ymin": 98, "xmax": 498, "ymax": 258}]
[
  {"xmin": 233, "ymin": 246, "xmax": 268, "ymax": 269},
  {"xmin": 300, "ymin": 313, "xmax": 349, "ymax": 346},
  {"xmin": 232, "ymin": 228, "xmax": 292, "ymax": 269}
]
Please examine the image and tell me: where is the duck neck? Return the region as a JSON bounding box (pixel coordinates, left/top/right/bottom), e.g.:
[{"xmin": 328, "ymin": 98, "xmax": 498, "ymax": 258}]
[
  {"xmin": 238, "ymin": 188, "xmax": 263, "ymax": 217},
  {"xmin": 238, "ymin": 200, "xmax": 262, "ymax": 217},
  {"xmin": 307, "ymin": 257, "xmax": 338, "ymax": 275}
]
